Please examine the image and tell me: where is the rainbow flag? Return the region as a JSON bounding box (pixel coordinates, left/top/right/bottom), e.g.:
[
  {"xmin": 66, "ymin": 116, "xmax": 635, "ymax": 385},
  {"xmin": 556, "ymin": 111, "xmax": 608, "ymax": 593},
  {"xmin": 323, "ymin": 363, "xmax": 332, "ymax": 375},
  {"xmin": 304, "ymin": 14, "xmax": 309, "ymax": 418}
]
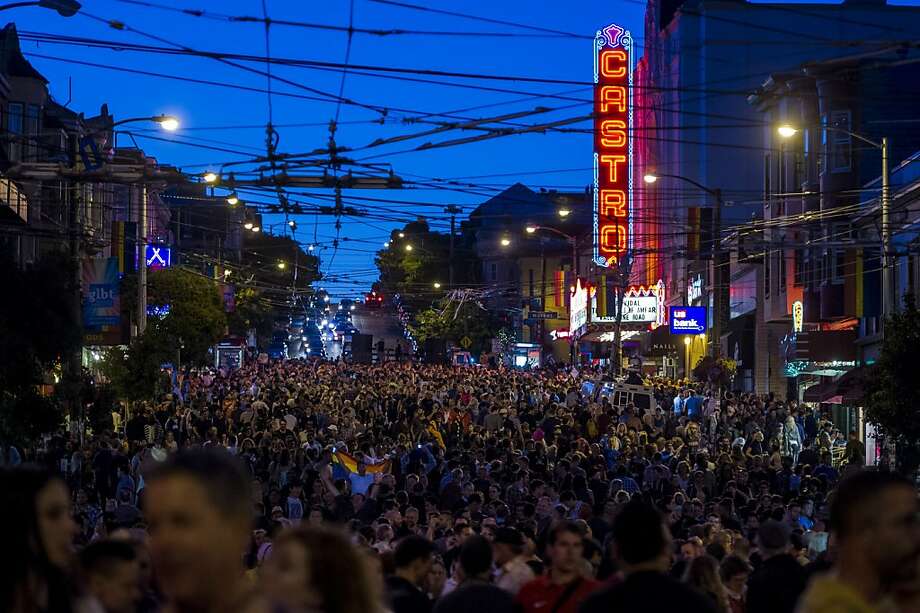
[{"xmin": 332, "ymin": 451, "xmax": 391, "ymax": 474}]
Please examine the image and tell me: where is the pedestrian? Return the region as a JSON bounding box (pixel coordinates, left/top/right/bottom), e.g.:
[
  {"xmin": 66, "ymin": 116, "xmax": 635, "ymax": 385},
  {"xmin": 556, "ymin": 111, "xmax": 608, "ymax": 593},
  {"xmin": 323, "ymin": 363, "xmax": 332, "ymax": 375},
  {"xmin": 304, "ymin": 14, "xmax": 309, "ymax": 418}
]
[
  {"xmin": 493, "ymin": 527, "xmax": 535, "ymax": 594},
  {"xmin": 261, "ymin": 525, "xmax": 383, "ymax": 613},
  {"xmin": 580, "ymin": 499, "xmax": 717, "ymax": 613},
  {"xmin": 433, "ymin": 536, "xmax": 514, "ymax": 613},
  {"xmin": 516, "ymin": 522, "xmax": 599, "ymax": 613},
  {"xmin": 797, "ymin": 471, "xmax": 920, "ymax": 613},
  {"xmin": 144, "ymin": 448, "xmax": 270, "ymax": 613},
  {"xmin": 745, "ymin": 520, "xmax": 807, "ymax": 613},
  {"xmin": 386, "ymin": 535, "xmax": 437, "ymax": 613},
  {"xmin": 79, "ymin": 539, "xmax": 141, "ymax": 613}
]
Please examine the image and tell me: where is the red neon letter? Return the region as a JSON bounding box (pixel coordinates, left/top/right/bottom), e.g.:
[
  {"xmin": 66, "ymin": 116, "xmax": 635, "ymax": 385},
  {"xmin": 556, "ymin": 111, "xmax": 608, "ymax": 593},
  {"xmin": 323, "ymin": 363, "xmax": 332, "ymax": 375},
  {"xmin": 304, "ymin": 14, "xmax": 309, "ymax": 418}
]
[
  {"xmin": 600, "ymin": 190, "xmax": 627, "ymax": 218},
  {"xmin": 600, "ymin": 224, "xmax": 627, "ymax": 253},
  {"xmin": 600, "ymin": 49, "xmax": 627, "ymax": 78},
  {"xmin": 599, "ymin": 155, "xmax": 627, "ymax": 183},
  {"xmin": 600, "ymin": 119, "xmax": 627, "ymax": 149},
  {"xmin": 599, "ymin": 85, "xmax": 627, "ymax": 114}
]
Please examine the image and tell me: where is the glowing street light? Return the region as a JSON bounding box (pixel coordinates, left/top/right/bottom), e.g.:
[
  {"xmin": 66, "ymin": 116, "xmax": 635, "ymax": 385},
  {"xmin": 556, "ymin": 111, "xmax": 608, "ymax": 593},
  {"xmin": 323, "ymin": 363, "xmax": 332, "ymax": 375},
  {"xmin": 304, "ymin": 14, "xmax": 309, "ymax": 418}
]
[
  {"xmin": 154, "ymin": 115, "xmax": 180, "ymax": 131},
  {"xmin": 203, "ymin": 172, "xmax": 218, "ymax": 183},
  {"xmin": 500, "ymin": 238, "xmax": 511, "ymax": 247},
  {"xmin": 244, "ymin": 222, "xmax": 253, "ymax": 230},
  {"xmin": 287, "ymin": 220, "xmax": 296, "ymax": 228},
  {"xmin": 777, "ymin": 125, "xmax": 799, "ymax": 138},
  {"xmin": 643, "ymin": 174, "xmax": 658, "ymax": 184},
  {"xmin": 433, "ymin": 282, "xmax": 441, "ymax": 289},
  {"xmin": 251, "ymin": 226, "xmax": 260, "ymax": 233},
  {"xmin": 558, "ymin": 208, "xmax": 571, "ymax": 218},
  {"xmin": 277, "ymin": 261, "xmax": 286, "ymax": 270},
  {"xmin": 383, "ymin": 241, "xmax": 390, "ymax": 248},
  {"xmin": 398, "ymin": 232, "xmax": 405, "ymax": 238},
  {"xmin": 525, "ymin": 226, "xmax": 537, "ymax": 234},
  {"xmin": 226, "ymin": 193, "xmax": 239, "ymax": 205},
  {"xmin": 405, "ymin": 244, "xmax": 413, "ymax": 252}
]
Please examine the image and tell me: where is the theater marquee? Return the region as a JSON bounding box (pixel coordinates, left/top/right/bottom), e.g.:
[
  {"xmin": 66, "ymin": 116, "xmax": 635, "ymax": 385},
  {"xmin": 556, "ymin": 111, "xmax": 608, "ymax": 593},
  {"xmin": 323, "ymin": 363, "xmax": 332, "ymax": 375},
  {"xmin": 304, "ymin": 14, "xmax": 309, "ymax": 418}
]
[{"xmin": 593, "ymin": 22, "xmax": 633, "ymax": 269}]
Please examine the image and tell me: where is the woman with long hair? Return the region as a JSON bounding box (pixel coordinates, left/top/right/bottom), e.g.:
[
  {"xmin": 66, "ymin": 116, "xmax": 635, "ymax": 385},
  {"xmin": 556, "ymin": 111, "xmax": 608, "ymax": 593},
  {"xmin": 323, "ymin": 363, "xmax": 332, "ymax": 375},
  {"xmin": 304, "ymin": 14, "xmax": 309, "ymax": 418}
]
[
  {"xmin": 683, "ymin": 555, "xmax": 730, "ymax": 613},
  {"xmin": 0, "ymin": 465, "xmax": 78, "ymax": 613},
  {"xmin": 261, "ymin": 526, "xmax": 383, "ymax": 613}
]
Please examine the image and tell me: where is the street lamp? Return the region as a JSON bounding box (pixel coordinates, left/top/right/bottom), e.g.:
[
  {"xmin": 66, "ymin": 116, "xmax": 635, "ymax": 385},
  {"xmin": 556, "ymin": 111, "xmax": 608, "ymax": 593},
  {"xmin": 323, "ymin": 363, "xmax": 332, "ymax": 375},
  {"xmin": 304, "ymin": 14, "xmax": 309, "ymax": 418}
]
[
  {"xmin": 778, "ymin": 123, "xmax": 892, "ymax": 316},
  {"xmin": 525, "ymin": 225, "xmax": 579, "ymax": 277},
  {"xmin": 287, "ymin": 220, "xmax": 296, "ymax": 228},
  {"xmin": 383, "ymin": 241, "xmax": 390, "ymax": 248},
  {"xmin": 500, "ymin": 237, "xmax": 512, "ymax": 247},
  {"xmin": 244, "ymin": 222, "xmax": 253, "ymax": 230},
  {"xmin": 0, "ymin": 0, "xmax": 81, "ymax": 17},
  {"xmin": 644, "ymin": 171, "xmax": 724, "ymax": 355},
  {"xmin": 226, "ymin": 192, "xmax": 239, "ymax": 205},
  {"xmin": 203, "ymin": 172, "xmax": 219, "ymax": 184},
  {"xmin": 558, "ymin": 208, "xmax": 571, "ymax": 218},
  {"xmin": 405, "ymin": 244, "xmax": 414, "ymax": 252},
  {"xmin": 277, "ymin": 261, "xmax": 286, "ymax": 270},
  {"xmin": 251, "ymin": 226, "xmax": 260, "ymax": 233},
  {"xmin": 155, "ymin": 115, "xmax": 180, "ymax": 131},
  {"xmin": 433, "ymin": 282, "xmax": 441, "ymax": 289},
  {"xmin": 398, "ymin": 232, "xmax": 405, "ymax": 238}
]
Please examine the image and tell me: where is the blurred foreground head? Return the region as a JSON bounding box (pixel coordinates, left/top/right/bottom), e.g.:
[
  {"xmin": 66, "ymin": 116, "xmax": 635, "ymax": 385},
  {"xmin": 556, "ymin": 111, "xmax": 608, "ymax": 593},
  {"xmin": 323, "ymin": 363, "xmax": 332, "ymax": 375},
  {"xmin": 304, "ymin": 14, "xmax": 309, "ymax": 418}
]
[{"xmin": 145, "ymin": 448, "xmax": 252, "ymax": 608}]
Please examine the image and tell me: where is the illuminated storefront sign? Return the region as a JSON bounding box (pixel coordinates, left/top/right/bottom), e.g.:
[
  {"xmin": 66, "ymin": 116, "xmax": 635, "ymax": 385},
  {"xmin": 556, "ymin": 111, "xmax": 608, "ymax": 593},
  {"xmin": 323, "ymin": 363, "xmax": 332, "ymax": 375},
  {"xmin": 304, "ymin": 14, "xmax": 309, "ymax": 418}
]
[
  {"xmin": 593, "ymin": 22, "xmax": 633, "ymax": 269},
  {"xmin": 549, "ymin": 329, "xmax": 571, "ymax": 340},
  {"xmin": 670, "ymin": 306, "xmax": 708, "ymax": 335},
  {"xmin": 145, "ymin": 244, "xmax": 172, "ymax": 269},
  {"xmin": 688, "ymin": 274, "xmax": 703, "ymax": 304},
  {"xmin": 792, "ymin": 300, "xmax": 803, "ymax": 333},
  {"xmin": 570, "ymin": 279, "xmax": 590, "ymax": 335},
  {"xmin": 593, "ymin": 280, "xmax": 665, "ymax": 325}
]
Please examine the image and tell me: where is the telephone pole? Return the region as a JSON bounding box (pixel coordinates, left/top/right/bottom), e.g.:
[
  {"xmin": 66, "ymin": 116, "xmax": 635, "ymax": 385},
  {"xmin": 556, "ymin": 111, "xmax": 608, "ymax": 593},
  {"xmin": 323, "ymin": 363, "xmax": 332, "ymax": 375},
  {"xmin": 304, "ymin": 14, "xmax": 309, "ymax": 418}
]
[{"xmin": 445, "ymin": 205, "xmax": 461, "ymax": 288}]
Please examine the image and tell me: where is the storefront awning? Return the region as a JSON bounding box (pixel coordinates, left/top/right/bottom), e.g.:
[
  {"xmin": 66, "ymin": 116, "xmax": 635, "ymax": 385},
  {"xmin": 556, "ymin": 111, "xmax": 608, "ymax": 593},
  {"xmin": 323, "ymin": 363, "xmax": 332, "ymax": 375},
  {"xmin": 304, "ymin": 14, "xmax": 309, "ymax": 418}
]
[{"xmin": 803, "ymin": 381, "xmax": 838, "ymax": 403}]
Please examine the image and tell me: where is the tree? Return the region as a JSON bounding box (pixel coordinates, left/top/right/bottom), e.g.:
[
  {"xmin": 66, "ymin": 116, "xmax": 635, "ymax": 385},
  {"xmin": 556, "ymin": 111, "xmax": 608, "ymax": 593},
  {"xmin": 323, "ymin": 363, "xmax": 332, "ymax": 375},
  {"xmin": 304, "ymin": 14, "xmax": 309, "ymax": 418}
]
[
  {"xmin": 107, "ymin": 268, "xmax": 227, "ymax": 400},
  {"xmin": 865, "ymin": 294, "xmax": 920, "ymax": 475},
  {"xmin": 411, "ymin": 298, "xmax": 498, "ymax": 353},
  {"xmin": 0, "ymin": 248, "xmax": 81, "ymax": 444},
  {"xmin": 375, "ymin": 219, "xmax": 478, "ymax": 313}
]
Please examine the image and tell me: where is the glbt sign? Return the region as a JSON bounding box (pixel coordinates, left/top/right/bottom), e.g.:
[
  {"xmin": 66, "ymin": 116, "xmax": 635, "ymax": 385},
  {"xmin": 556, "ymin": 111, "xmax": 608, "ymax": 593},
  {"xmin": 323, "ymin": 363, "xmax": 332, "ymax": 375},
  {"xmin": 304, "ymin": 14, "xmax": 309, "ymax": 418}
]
[
  {"xmin": 594, "ymin": 23, "xmax": 633, "ymax": 268},
  {"xmin": 670, "ymin": 306, "xmax": 707, "ymax": 335}
]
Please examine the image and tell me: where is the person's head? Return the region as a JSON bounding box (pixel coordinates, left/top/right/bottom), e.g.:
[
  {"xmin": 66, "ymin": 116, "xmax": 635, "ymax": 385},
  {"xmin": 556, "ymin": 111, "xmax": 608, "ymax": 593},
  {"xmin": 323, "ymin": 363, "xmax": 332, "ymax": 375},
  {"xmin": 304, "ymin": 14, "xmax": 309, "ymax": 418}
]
[
  {"xmin": 683, "ymin": 555, "xmax": 726, "ymax": 601},
  {"xmin": 79, "ymin": 540, "xmax": 141, "ymax": 613},
  {"xmin": 263, "ymin": 526, "xmax": 382, "ymax": 613},
  {"xmin": 546, "ymin": 521, "xmax": 584, "ymax": 576},
  {"xmin": 492, "ymin": 527, "xmax": 525, "ymax": 566},
  {"xmin": 612, "ymin": 500, "xmax": 671, "ymax": 572},
  {"xmin": 458, "ymin": 535, "xmax": 493, "ymax": 581},
  {"xmin": 756, "ymin": 520, "xmax": 790, "ymax": 559},
  {"xmin": 829, "ymin": 470, "xmax": 920, "ymax": 585},
  {"xmin": 145, "ymin": 448, "xmax": 253, "ymax": 608},
  {"xmin": 719, "ymin": 554, "xmax": 751, "ymax": 596},
  {"xmin": 393, "ymin": 536, "xmax": 437, "ymax": 586},
  {"xmin": 0, "ymin": 466, "xmax": 77, "ymax": 612}
]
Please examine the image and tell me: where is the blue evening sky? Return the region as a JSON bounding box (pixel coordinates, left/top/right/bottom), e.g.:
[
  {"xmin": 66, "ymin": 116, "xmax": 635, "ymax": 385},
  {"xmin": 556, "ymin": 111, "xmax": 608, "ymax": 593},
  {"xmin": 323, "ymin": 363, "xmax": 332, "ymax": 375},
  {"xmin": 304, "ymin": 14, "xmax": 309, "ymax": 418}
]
[{"xmin": 13, "ymin": 0, "xmax": 920, "ymax": 297}]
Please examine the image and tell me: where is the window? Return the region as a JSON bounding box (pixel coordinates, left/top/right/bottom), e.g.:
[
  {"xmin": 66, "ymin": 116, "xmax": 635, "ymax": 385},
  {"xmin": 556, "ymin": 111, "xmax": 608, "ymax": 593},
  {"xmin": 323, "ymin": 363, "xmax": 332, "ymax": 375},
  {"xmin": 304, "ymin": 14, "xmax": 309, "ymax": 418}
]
[
  {"xmin": 25, "ymin": 104, "xmax": 39, "ymax": 161},
  {"xmin": 779, "ymin": 250, "xmax": 787, "ymax": 293},
  {"xmin": 764, "ymin": 249, "xmax": 771, "ymax": 300},
  {"xmin": 7, "ymin": 102, "xmax": 22, "ymax": 162},
  {"xmin": 827, "ymin": 110, "xmax": 852, "ymax": 174},
  {"xmin": 794, "ymin": 249, "xmax": 805, "ymax": 286},
  {"xmin": 490, "ymin": 262, "xmax": 497, "ymax": 282}
]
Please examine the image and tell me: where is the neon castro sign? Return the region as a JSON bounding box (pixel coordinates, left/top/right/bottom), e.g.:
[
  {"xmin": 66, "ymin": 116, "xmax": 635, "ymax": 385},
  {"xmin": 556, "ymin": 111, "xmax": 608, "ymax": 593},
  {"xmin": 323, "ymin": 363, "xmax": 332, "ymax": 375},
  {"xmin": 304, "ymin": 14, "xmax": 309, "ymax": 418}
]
[
  {"xmin": 669, "ymin": 306, "xmax": 707, "ymax": 335},
  {"xmin": 593, "ymin": 22, "xmax": 633, "ymax": 269}
]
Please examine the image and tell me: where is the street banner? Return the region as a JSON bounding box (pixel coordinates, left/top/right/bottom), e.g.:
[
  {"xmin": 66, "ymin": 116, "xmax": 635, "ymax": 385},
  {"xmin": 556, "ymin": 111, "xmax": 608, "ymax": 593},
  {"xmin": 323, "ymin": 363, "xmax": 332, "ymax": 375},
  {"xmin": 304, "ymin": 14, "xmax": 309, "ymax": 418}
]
[{"xmin": 82, "ymin": 257, "xmax": 121, "ymax": 328}]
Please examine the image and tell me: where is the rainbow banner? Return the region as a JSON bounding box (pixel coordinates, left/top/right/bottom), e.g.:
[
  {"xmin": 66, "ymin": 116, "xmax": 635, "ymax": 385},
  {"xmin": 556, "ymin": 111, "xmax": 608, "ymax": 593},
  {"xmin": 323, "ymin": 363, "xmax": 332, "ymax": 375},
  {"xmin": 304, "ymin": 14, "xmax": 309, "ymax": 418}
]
[{"xmin": 333, "ymin": 451, "xmax": 390, "ymax": 474}]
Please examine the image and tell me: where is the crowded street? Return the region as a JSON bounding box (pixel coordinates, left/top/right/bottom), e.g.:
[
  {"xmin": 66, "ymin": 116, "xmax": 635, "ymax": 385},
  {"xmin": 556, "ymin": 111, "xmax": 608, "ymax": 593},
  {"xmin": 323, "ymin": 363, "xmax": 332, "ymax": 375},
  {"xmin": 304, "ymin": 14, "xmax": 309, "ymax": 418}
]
[{"xmin": 3, "ymin": 0, "xmax": 920, "ymax": 612}]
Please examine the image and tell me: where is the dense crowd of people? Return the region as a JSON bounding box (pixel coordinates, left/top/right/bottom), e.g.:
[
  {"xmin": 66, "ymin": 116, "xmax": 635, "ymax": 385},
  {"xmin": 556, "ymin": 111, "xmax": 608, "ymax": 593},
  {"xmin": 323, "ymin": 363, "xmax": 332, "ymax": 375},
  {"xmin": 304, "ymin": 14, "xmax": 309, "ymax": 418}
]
[{"xmin": 2, "ymin": 358, "xmax": 918, "ymax": 613}]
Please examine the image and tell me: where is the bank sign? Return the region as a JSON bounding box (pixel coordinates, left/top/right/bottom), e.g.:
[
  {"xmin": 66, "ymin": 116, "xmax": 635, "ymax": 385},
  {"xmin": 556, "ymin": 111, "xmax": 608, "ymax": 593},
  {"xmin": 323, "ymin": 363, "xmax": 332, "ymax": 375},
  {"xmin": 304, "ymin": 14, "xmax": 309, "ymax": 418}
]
[
  {"xmin": 593, "ymin": 22, "xmax": 633, "ymax": 269},
  {"xmin": 670, "ymin": 306, "xmax": 707, "ymax": 335}
]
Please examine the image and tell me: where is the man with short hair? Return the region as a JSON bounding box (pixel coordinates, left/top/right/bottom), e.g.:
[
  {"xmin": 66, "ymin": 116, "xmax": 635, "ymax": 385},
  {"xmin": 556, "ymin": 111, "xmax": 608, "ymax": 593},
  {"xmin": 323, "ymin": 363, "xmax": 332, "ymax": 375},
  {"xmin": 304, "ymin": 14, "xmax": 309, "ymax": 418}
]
[
  {"xmin": 80, "ymin": 539, "xmax": 141, "ymax": 613},
  {"xmin": 434, "ymin": 536, "xmax": 514, "ymax": 613},
  {"xmin": 493, "ymin": 527, "xmax": 535, "ymax": 594},
  {"xmin": 516, "ymin": 521, "xmax": 599, "ymax": 613},
  {"xmin": 145, "ymin": 448, "xmax": 268, "ymax": 613},
  {"xmin": 386, "ymin": 535, "xmax": 437, "ymax": 613},
  {"xmin": 745, "ymin": 520, "xmax": 807, "ymax": 613},
  {"xmin": 798, "ymin": 471, "xmax": 920, "ymax": 613},
  {"xmin": 580, "ymin": 500, "xmax": 717, "ymax": 613}
]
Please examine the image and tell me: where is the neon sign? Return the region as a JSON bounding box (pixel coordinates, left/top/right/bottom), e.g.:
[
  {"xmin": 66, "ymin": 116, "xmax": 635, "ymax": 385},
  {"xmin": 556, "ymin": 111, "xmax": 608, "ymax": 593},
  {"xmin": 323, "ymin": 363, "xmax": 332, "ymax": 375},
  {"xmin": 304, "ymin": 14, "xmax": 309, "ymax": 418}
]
[
  {"xmin": 593, "ymin": 279, "xmax": 666, "ymax": 325},
  {"xmin": 792, "ymin": 300, "xmax": 803, "ymax": 333},
  {"xmin": 145, "ymin": 244, "xmax": 171, "ymax": 269},
  {"xmin": 593, "ymin": 22, "xmax": 633, "ymax": 269},
  {"xmin": 670, "ymin": 306, "xmax": 707, "ymax": 335},
  {"xmin": 570, "ymin": 279, "xmax": 591, "ymax": 335}
]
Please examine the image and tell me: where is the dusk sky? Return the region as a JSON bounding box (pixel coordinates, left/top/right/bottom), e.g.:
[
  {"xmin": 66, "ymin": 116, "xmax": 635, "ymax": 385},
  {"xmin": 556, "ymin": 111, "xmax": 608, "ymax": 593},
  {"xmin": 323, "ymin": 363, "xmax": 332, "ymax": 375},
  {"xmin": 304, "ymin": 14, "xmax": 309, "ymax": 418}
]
[{"xmin": 14, "ymin": 0, "xmax": 918, "ymax": 297}]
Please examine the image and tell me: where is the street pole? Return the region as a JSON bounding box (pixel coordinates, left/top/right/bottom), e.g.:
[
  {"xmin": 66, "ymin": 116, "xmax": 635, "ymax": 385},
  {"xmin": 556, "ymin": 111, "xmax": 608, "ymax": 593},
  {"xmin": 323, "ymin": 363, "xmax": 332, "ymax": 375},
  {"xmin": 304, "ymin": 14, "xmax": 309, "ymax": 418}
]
[
  {"xmin": 446, "ymin": 205, "xmax": 460, "ymax": 288},
  {"xmin": 610, "ymin": 254, "xmax": 632, "ymax": 376},
  {"xmin": 571, "ymin": 236, "xmax": 578, "ymax": 278},
  {"xmin": 137, "ymin": 184, "xmax": 147, "ymax": 334},
  {"xmin": 881, "ymin": 136, "xmax": 893, "ymax": 317},
  {"xmin": 711, "ymin": 188, "xmax": 723, "ymax": 356}
]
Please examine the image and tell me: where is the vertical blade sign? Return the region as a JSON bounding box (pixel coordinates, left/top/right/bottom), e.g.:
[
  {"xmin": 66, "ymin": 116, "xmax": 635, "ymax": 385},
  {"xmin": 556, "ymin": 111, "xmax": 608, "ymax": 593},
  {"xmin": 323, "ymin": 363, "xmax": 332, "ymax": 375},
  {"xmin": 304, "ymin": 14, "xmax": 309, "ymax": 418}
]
[{"xmin": 594, "ymin": 23, "xmax": 633, "ymax": 269}]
